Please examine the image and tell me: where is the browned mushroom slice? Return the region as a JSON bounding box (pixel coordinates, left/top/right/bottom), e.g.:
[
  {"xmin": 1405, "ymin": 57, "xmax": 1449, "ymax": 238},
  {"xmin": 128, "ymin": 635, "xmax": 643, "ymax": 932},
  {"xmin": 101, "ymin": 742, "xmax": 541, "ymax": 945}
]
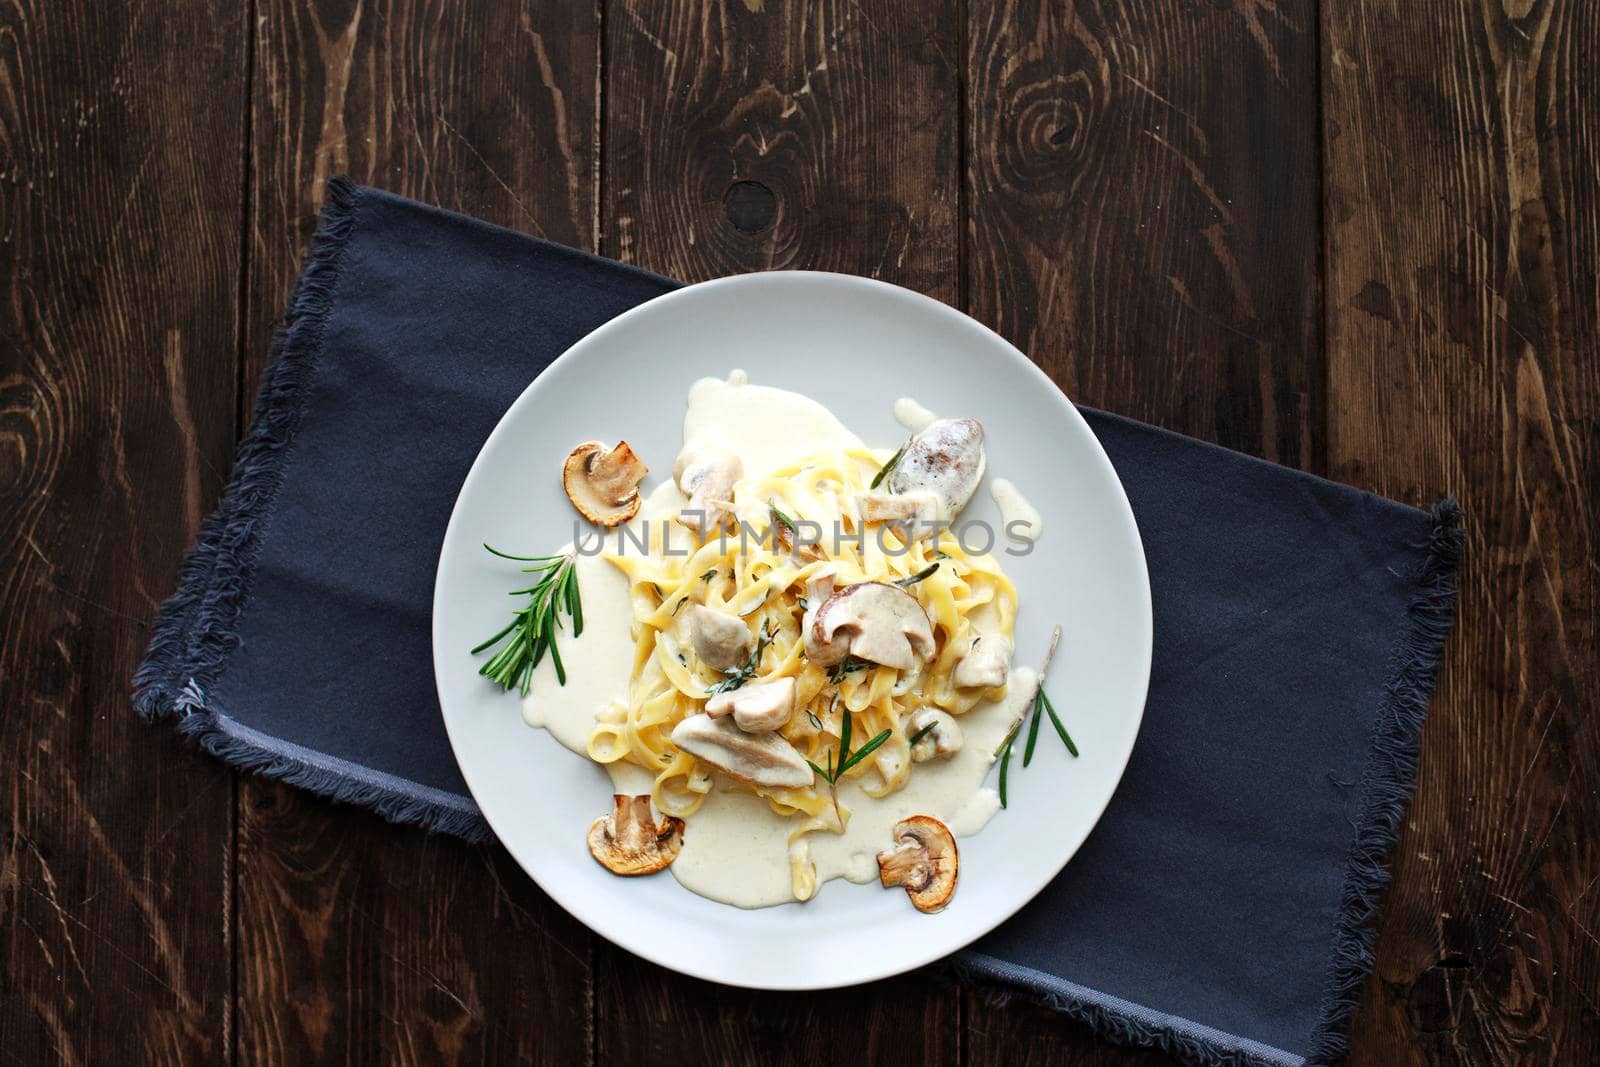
[
  {"xmin": 876, "ymin": 815, "xmax": 958, "ymax": 913},
  {"xmin": 587, "ymin": 794, "xmax": 685, "ymax": 875},
  {"xmin": 563, "ymin": 441, "xmax": 649, "ymax": 526},
  {"xmin": 810, "ymin": 582, "xmax": 936, "ymax": 671}
]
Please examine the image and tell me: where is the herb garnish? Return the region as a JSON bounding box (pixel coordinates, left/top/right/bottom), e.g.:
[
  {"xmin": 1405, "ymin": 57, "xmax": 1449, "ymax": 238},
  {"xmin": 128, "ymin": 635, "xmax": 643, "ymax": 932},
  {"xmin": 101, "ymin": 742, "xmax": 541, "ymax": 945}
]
[
  {"xmin": 995, "ymin": 624, "xmax": 1077, "ymax": 807},
  {"xmin": 699, "ymin": 569, "xmax": 717, "ymax": 583},
  {"xmin": 870, "ymin": 441, "xmax": 908, "ymax": 490},
  {"xmin": 472, "ymin": 546, "xmax": 583, "ymax": 696},
  {"xmin": 768, "ymin": 500, "xmax": 797, "ymax": 536},
  {"xmin": 705, "ymin": 624, "xmax": 773, "ymax": 697},
  {"xmin": 807, "ymin": 706, "xmax": 893, "ymax": 824},
  {"xmin": 827, "ymin": 655, "xmax": 873, "ymax": 684},
  {"xmin": 908, "ymin": 720, "xmax": 938, "ymax": 748},
  {"xmin": 894, "ymin": 562, "xmax": 940, "ymax": 588}
]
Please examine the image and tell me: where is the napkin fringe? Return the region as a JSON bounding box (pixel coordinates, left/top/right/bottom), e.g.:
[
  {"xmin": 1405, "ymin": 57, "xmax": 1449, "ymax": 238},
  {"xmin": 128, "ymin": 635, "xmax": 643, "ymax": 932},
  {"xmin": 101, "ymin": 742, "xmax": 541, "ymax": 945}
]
[
  {"xmin": 947, "ymin": 955, "xmax": 1278, "ymax": 1066},
  {"xmin": 129, "ymin": 177, "xmax": 488, "ymax": 836},
  {"xmin": 1309, "ymin": 497, "xmax": 1463, "ymax": 1063}
]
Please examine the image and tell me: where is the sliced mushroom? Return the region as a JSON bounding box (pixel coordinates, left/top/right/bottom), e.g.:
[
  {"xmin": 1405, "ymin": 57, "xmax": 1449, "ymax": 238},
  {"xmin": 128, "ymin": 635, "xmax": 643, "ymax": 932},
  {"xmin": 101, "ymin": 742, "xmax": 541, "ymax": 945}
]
[
  {"xmin": 671, "ymin": 713, "xmax": 814, "ymax": 788},
  {"xmin": 908, "ymin": 707, "xmax": 963, "ymax": 762},
  {"xmin": 705, "ymin": 676, "xmax": 795, "ymax": 733},
  {"xmin": 563, "ymin": 441, "xmax": 649, "ymax": 526},
  {"xmin": 587, "ymin": 794, "xmax": 685, "ymax": 875},
  {"xmin": 952, "ymin": 633, "xmax": 1013, "ymax": 689},
  {"xmin": 683, "ymin": 604, "xmax": 752, "ymax": 672},
  {"xmin": 877, "ymin": 815, "xmax": 959, "ymax": 913},
  {"xmin": 887, "ymin": 418, "xmax": 986, "ymax": 522},
  {"xmin": 811, "ymin": 582, "xmax": 936, "ymax": 672},
  {"xmin": 855, "ymin": 490, "xmax": 942, "ymax": 539},
  {"xmin": 674, "ymin": 443, "xmax": 743, "ymax": 532}
]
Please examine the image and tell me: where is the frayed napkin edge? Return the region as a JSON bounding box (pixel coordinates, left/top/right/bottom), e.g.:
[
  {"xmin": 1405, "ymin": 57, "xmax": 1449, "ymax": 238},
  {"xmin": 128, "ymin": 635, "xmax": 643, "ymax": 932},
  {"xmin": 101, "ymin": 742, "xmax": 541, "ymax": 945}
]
[
  {"xmin": 1306, "ymin": 497, "xmax": 1463, "ymax": 1063},
  {"xmin": 944, "ymin": 499, "xmax": 1463, "ymax": 1067},
  {"xmin": 130, "ymin": 176, "xmax": 493, "ymax": 843}
]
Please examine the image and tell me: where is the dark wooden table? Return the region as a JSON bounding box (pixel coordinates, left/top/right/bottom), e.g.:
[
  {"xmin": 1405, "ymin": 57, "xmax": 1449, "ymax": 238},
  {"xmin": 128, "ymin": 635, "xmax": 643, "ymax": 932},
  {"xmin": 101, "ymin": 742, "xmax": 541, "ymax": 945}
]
[{"xmin": 3, "ymin": 1, "xmax": 1596, "ymax": 1063}]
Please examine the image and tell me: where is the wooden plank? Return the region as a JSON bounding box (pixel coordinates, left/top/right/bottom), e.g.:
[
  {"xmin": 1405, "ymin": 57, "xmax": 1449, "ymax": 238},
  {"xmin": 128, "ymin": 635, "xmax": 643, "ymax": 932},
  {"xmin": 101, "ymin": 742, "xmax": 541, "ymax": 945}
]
[
  {"xmin": 236, "ymin": 2, "xmax": 601, "ymax": 1062},
  {"xmin": 602, "ymin": 0, "xmax": 960, "ymax": 303},
  {"xmin": 598, "ymin": 1, "xmax": 960, "ymax": 1063},
  {"xmin": 964, "ymin": 0, "xmax": 1324, "ymax": 467},
  {"xmin": 1322, "ymin": 1, "xmax": 1600, "ymax": 1061},
  {"xmin": 962, "ymin": 0, "xmax": 1323, "ymax": 1062},
  {"xmin": 0, "ymin": 1, "xmax": 246, "ymax": 1061}
]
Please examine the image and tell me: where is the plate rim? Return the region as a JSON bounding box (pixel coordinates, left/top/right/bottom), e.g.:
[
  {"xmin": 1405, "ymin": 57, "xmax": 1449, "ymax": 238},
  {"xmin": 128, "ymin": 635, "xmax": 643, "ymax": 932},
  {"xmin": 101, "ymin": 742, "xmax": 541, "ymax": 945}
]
[{"xmin": 432, "ymin": 269, "xmax": 1152, "ymax": 989}]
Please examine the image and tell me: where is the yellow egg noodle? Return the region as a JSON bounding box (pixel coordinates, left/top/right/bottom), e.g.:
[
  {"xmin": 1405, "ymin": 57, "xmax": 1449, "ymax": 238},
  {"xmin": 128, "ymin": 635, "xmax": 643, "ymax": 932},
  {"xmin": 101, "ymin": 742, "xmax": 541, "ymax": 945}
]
[{"xmin": 586, "ymin": 445, "xmax": 1016, "ymax": 900}]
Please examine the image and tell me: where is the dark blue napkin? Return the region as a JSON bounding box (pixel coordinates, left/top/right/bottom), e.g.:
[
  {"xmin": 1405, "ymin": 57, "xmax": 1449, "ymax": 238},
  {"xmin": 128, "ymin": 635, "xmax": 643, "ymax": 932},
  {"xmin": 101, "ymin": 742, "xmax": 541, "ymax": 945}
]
[{"xmin": 136, "ymin": 181, "xmax": 1460, "ymax": 1066}]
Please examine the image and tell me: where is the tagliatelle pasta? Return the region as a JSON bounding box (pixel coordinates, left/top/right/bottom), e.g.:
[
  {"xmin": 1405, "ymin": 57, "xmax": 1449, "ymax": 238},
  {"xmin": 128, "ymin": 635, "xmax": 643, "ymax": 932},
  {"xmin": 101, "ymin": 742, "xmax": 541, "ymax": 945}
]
[{"xmin": 586, "ymin": 445, "xmax": 1016, "ymax": 899}]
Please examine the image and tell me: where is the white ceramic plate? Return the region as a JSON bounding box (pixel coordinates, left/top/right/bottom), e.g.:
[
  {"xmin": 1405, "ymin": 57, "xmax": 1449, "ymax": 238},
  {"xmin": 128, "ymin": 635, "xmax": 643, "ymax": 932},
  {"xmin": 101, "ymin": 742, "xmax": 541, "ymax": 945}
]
[{"xmin": 433, "ymin": 272, "xmax": 1150, "ymax": 990}]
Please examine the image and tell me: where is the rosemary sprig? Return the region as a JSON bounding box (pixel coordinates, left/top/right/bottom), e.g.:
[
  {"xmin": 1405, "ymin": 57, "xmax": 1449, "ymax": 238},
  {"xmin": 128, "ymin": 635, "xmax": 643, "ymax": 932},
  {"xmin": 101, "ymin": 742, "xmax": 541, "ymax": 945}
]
[
  {"xmin": 894, "ymin": 562, "xmax": 940, "ymax": 588},
  {"xmin": 870, "ymin": 441, "xmax": 908, "ymax": 490},
  {"xmin": 908, "ymin": 720, "xmax": 938, "ymax": 748},
  {"xmin": 705, "ymin": 624, "xmax": 773, "ymax": 696},
  {"xmin": 806, "ymin": 707, "xmax": 893, "ymax": 824},
  {"xmin": 472, "ymin": 546, "xmax": 582, "ymax": 696},
  {"xmin": 995, "ymin": 623, "xmax": 1081, "ymax": 806}
]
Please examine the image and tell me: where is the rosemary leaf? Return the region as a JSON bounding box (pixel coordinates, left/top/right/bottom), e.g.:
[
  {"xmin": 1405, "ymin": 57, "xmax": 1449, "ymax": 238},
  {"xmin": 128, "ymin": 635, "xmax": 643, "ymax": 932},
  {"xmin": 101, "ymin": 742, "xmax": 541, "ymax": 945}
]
[
  {"xmin": 838, "ymin": 729, "xmax": 892, "ymax": 775},
  {"xmin": 1040, "ymin": 688, "xmax": 1079, "ymax": 757},
  {"xmin": 998, "ymin": 732, "xmax": 1016, "ymax": 808},
  {"xmin": 768, "ymin": 500, "xmax": 797, "ymax": 535},
  {"xmin": 699, "ymin": 569, "xmax": 717, "ymax": 583},
  {"xmin": 894, "ymin": 562, "xmax": 940, "ymax": 588},
  {"xmin": 1022, "ymin": 688, "xmax": 1045, "ymax": 767},
  {"xmin": 908, "ymin": 721, "xmax": 937, "ymax": 748},
  {"xmin": 838, "ymin": 706, "xmax": 854, "ymax": 765},
  {"xmin": 827, "ymin": 655, "xmax": 872, "ymax": 684},
  {"xmin": 870, "ymin": 442, "xmax": 907, "ymax": 490}
]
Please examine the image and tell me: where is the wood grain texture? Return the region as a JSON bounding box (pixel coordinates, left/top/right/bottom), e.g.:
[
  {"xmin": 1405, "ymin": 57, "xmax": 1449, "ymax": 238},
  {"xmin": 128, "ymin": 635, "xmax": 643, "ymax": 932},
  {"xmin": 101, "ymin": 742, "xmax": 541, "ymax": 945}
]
[
  {"xmin": 0, "ymin": 1, "xmax": 246, "ymax": 1061},
  {"xmin": 602, "ymin": 0, "xmax": 959, "ymax": 299},
  {"xmin": 235, "ymin": 1, "xmax": 601, "ymax": 1062},
  {"xmin": 962, "ymin": 1, "xmax": 1322, "ymax": 1061},
  {"xmin": 964, "ymin": 0, "xmax": 1324, "ymax": 468},
  {"xmin": 1322, "ymin": 0, "xmax": 1600, "ymax": 1062},
  {"xmin": 598, "ymin": 1, "xmax": 961, "ymax": 1063}
]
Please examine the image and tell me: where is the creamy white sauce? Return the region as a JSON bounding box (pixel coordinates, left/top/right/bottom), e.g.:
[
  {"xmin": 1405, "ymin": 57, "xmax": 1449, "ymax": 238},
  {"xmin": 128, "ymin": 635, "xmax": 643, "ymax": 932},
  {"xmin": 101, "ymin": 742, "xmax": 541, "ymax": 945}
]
[
  {"xmin": 671, "ymin": 672, "xmax": 1033, "ymax": 908},
  {"xmin": 991, "ymin": 478, "xmax": 1044, "ymax": 543},
  {"xmin": 893, "ymin": 396, "xmax": 939, "ymax": 432},
  {"xmin": 684, "ymin": 374, "xmax": 862, "ymax": 480},
  {"xmin": 521, "ymin": 374, "xmax": 1032, "ymax": 909}
]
